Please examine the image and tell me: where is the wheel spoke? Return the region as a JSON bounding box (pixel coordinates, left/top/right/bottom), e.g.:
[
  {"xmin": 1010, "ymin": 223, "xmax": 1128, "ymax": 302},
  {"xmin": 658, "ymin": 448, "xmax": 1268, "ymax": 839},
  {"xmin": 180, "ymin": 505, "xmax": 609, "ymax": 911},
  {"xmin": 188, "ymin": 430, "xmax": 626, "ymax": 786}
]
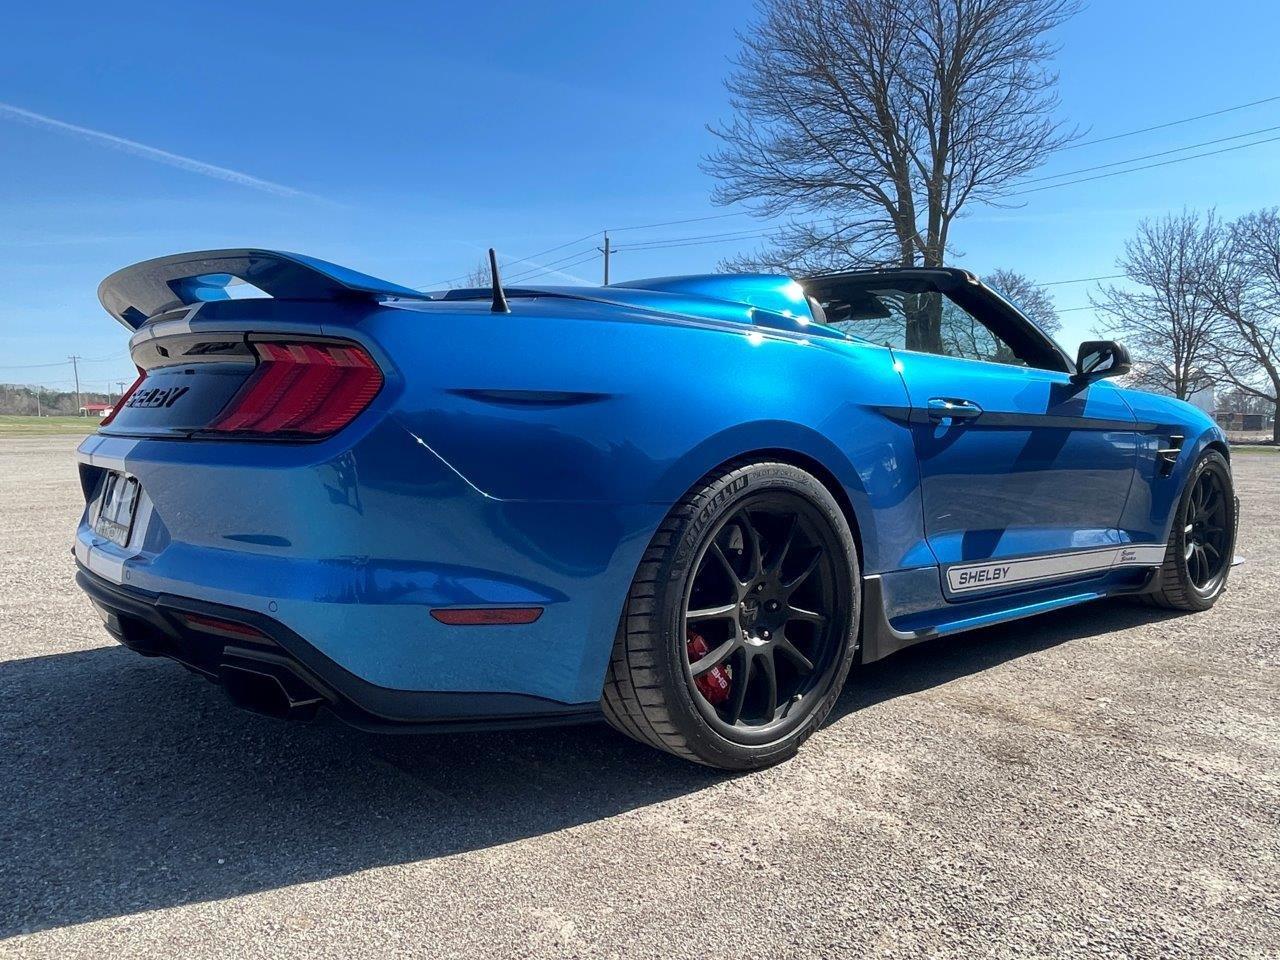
[
  {"xmin": 1203, "ymin": 492, "xmax": 1223, "ymax": 518},
  {"xmin": 757, "ymin": 650, "xmax": 779, "ymax": 720},
  {"xmin": 725, "ymin": 649, "xmax": 752, "ymax": 724},
  {"xmin": 1192, "ymin": 477, "xmax": 1207, "ymax": 513},
  {"xmin": 690, "ymin": 636, "xmax": 738, "ymax": 676},
  {"xmin": 1203, "ymin": 541, "xmax": 1221, "ymax": 561},
  {"xmin": 707, "ymin": 542, "xmax": 745, "ymax": 587},
  {"xmin": 770, "ymin": 514, "xmax": 800, "ymax": 575},
  {"xmin": 786, "ymin": 604, "xmax": 826, "ymax": 625},
  {"xmin": 783, "ymin": 552, "xmax": 822, "ymax": 594},
  {"xmin": 686, "ymin": 602, "xmax": 738, "ymax": 622},
  {"xmin": 775, "ymin": 634, "xmax": 815, "ymax": 673},
  {"xmin": 736, "ymin": 511, "xmax": 764, "ymax": 580}
]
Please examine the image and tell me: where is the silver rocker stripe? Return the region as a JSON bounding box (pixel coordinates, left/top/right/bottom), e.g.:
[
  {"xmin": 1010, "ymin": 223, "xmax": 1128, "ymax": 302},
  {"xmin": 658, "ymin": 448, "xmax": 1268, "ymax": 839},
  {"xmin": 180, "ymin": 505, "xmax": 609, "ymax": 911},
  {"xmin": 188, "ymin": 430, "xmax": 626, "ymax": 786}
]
[{"xmin": 946, "ymin": 544, "xmax": 1167, "ymax": 594}]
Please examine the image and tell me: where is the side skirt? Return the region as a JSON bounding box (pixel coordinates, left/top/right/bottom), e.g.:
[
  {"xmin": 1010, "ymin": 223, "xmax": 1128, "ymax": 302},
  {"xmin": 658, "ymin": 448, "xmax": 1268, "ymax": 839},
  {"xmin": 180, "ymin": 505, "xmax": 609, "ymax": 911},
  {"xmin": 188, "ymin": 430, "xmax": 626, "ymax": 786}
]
[{"xmin": 859, "ymin": 565, "xmax": 1159, "ymax": 664}]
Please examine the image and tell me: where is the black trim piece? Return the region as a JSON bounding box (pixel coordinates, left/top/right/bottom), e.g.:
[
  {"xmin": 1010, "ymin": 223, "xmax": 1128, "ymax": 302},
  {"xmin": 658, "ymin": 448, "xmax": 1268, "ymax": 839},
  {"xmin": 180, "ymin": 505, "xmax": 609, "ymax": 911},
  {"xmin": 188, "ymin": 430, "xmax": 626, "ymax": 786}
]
[
  {"xmin": 449, "ymin": 388, "xmax": 611, "ymax": 407},
  {"xmin": 75, "ymin": 565, "xmax": 602, "ymax": 733},
  {"xmin": 875, "ymin": 403, "xmax": 1156, "ymax": 431},
  {"xmin": 943, "ymin": 411, "xmax": 1141, "ymax": 431},
  {"xmin": 869, "ymin": 404, "xmax": 915, "ymax": 424}
]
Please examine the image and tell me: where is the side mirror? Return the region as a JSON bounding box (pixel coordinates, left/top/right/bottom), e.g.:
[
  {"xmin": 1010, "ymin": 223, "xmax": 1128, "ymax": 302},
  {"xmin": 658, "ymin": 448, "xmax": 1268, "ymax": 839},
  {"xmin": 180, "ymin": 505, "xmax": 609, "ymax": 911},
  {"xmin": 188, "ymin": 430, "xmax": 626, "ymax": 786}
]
[{"xmin": 1074, "ymin": 340, "xmax": 1132, "ymax": 381}]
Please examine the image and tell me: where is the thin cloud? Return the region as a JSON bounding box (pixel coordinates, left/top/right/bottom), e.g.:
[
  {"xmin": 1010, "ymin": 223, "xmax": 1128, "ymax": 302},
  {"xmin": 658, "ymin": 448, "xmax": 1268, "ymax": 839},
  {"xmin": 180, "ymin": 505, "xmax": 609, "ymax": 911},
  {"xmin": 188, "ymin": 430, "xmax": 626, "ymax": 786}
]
[{"xmin": 0, "ymin": 102, "xmax": 318, "ymax": 199}]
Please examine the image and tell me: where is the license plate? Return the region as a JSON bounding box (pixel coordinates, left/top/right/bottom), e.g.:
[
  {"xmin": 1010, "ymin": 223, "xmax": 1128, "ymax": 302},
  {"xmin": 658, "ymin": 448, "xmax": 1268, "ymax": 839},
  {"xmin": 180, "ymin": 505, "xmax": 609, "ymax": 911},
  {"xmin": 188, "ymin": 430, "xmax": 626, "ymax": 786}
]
[{"xmin": 93, "ymin": 472, "xmax": 140, "ymax": 548}]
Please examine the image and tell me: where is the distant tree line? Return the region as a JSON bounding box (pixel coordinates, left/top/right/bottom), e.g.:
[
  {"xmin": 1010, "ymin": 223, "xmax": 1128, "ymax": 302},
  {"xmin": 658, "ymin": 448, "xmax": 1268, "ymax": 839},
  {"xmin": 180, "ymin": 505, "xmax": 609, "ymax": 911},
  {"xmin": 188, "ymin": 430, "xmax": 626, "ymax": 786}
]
[{"xmin": 0, "ymin": 384, "xmax": 115, "ymax": 416}]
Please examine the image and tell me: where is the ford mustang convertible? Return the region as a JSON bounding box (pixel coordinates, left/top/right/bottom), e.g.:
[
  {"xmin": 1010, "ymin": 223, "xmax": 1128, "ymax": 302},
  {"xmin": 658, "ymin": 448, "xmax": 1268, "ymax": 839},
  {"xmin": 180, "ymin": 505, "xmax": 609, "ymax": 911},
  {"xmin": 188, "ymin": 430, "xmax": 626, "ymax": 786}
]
[{"xmin": 74, "ymin": 249, "xmax": 1238, "ymax": 769}]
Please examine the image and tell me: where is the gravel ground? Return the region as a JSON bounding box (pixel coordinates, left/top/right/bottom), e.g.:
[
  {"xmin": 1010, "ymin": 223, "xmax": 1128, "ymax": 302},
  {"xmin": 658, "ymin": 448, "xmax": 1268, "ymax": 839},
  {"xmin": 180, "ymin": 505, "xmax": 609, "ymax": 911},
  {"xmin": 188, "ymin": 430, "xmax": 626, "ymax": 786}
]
[{"xmin": 1, "ymin": 437, "xmax": 1276, "ymax": 959}]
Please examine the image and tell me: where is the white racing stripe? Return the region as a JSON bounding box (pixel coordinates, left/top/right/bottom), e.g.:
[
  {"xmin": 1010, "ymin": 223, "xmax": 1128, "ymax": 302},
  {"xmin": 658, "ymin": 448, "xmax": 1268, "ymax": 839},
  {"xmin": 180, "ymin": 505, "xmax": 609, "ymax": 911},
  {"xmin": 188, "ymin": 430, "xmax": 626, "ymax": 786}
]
[{"xmin": 946, "ymin": 544, "xmax": 1166, "ymax": 594}]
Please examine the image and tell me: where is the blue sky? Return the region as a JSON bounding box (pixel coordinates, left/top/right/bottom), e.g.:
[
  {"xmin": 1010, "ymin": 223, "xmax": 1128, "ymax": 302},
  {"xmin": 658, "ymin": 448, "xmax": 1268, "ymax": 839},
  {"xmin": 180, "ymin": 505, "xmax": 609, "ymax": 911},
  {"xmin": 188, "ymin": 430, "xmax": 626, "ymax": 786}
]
[{"xmin": 3, "ymin": 0, "xmax": 1279, "ymax": 393}]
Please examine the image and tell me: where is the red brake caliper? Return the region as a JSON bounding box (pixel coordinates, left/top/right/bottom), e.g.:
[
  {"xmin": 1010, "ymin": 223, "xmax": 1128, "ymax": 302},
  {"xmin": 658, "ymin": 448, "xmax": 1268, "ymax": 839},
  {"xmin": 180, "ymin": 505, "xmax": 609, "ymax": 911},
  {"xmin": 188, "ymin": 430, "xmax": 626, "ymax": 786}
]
[{"xmin": 687, "ymin": 630, "xmax": 732, "ymax": 705}]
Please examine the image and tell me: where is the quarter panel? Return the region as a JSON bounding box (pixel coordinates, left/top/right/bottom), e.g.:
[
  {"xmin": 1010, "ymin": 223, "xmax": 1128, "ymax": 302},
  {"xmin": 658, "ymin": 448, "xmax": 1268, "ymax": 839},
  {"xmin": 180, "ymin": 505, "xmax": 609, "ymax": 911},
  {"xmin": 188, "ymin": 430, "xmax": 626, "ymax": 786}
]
[{"xmin": 371, "ymin": 304, "xmax": 929, "ymax": 574}]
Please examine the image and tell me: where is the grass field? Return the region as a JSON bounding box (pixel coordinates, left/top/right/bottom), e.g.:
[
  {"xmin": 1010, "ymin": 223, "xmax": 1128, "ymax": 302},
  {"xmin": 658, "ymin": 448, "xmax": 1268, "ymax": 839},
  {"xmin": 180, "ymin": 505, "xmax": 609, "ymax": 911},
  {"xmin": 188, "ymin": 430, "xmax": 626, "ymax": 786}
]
[{"xmin": 0, "ymin": 416, "xmax": 99, "ymax": 438}]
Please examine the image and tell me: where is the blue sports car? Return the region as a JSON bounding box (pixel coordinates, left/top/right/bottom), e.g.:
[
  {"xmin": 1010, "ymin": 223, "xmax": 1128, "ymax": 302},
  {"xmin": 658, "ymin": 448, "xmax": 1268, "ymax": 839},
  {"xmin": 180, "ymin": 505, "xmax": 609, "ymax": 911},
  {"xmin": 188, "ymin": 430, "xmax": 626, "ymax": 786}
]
[{"xmin": 74, "ymin": 248, "xmax": 1238, "ymax": 769}]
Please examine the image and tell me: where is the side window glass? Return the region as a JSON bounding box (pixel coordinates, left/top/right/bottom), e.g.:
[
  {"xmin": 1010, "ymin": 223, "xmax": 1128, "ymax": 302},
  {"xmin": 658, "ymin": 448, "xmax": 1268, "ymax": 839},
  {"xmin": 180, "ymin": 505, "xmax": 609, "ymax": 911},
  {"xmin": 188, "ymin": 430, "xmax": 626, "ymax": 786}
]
[
  {"xmin": 937, "ymin": 295, "xmax": 1025, "ymax": 366},
  {"xmin": 820, "ymin": 287, "xmax": 1025, "ymax": 366}
]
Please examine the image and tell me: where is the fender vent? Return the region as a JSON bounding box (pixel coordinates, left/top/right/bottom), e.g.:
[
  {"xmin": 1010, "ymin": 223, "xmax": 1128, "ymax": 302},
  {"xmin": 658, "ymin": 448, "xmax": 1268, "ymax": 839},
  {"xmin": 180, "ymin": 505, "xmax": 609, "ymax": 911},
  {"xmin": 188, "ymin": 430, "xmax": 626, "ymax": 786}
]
[{"xmin": 1157, "ymin": 433, "xmax": 1185, "ymax": 477}]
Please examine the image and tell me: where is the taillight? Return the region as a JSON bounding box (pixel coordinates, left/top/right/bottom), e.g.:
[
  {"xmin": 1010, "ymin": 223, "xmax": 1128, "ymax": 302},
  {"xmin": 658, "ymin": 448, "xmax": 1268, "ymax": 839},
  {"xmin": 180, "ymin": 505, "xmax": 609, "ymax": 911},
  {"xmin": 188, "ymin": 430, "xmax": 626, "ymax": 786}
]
[
  {"xmin": 209, "ymin": 340, "xmax": 383, "ymax": 437},
  {"xmin": 99, "ymin": 367, "xmax": 146, "ymax": 428}
]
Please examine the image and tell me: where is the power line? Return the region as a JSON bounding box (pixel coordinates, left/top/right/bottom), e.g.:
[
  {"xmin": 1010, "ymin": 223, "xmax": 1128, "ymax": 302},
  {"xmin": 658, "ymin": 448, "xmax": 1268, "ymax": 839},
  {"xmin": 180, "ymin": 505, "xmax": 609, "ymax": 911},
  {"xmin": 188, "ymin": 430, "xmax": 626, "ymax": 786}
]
[
  {"xmin": 1022, "ymin": 124, "xmax": 1280, "ymax": 184},
  {"xmin": 607, "ymin": 210, "xmax": 757, "ymax": 233},
  {"xmin": 0, "ymin": 352, "xmax": 130, "ymax": 371},
  {"xmin": 415, "ymin": 230, "xmax": 603, "ymax": 289},
  {"xmin": 1010, "ymin": 132, "xmax": 1280, "ymax": 196},
  {"xmin": 1062, "ymin": 94, "xmax": 1280, "ymax": 151},
  {"xmin": 1040, "ymin": 274, "xmax": 1124, "ymax": 286},
  {"xmin": 504, "ymin": 248, "xmax": 602, "ymax": 284}
]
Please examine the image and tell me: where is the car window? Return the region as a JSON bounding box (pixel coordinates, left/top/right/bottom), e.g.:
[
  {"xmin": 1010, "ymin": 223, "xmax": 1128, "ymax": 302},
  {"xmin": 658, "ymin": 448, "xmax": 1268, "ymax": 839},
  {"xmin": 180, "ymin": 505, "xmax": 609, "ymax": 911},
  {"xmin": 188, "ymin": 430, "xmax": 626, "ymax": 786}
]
[{"xmin": 817, "ymin": 286, "xmax": 1027, "ymax": 367}]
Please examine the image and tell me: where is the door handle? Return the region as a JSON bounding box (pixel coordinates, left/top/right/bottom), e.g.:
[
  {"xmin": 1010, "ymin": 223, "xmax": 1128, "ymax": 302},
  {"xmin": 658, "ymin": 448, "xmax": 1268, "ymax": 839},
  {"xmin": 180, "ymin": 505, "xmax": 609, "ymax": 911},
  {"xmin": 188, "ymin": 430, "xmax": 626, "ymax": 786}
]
[{"xmin": 927, "ymin": 397, "xmax": 983, "ymax": 422}]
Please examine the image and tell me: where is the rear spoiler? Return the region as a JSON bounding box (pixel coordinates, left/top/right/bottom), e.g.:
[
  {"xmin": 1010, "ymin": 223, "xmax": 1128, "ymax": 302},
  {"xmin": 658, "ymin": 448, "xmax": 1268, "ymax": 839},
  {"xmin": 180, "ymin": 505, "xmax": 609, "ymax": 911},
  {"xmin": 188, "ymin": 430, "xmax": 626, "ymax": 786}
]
[{"xmin": 98, "ymin": 248, "xmax": 431, "ymax": 329}]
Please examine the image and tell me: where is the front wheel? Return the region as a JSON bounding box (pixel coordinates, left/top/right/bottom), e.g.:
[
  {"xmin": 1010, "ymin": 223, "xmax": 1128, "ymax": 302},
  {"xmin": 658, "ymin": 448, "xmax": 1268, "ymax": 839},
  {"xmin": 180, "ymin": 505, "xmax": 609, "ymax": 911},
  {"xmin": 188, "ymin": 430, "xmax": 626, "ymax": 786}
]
[
  {"xmin": 601, "ymin": 461, "xmax": 859, "ymax": 770},
  {"xmin": 1143, "ymin": 449, "xmax": 1236, "ymax": 611}
]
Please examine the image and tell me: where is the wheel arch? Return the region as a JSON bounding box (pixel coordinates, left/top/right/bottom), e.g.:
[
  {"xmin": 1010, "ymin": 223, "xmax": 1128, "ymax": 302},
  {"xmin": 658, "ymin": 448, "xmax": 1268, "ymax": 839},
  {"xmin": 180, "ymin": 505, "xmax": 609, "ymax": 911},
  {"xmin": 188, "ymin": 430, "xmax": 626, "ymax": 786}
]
[
  {"xmin": 647, "ymin": 417, "xmax": 923, "ymax": 577},
  {"xmin": 699, "ymin": 446, "xmax": 866, "ymax": 572}
]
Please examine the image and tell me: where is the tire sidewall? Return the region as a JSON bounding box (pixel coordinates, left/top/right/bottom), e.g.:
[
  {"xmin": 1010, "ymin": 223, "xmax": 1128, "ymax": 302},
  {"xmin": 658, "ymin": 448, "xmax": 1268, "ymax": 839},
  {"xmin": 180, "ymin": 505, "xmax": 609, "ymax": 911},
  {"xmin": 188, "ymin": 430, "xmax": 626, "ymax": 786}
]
[
  {"xmin": 653, "ymin": 463, "xmax": 859, "ymax": 767},
  {"xmin": 1170, "ymin": 450, "xmax": 1235, "ymax": 608}
]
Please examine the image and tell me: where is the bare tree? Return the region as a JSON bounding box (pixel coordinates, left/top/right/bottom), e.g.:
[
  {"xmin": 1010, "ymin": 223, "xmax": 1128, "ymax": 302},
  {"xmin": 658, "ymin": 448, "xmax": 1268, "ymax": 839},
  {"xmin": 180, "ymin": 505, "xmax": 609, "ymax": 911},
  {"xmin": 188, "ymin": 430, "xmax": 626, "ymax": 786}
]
[
  {"xmin": 983, "ymin": 267, "xmax": 1061, "ymax": 334},
  {"xmin": 1091, "ymin": 212, "xmax": 1221, "ymax": 401},
  {"xmin": 1204, "ymin": 208, "xmax": 1280, "ymax": 443},
  {"xmin": 462, "ymin": 257, "xmax": 491, "ymax": 288},
  {"xmin": 706, "ymin": 0, "xmax": 1078, "ymax": 283}
]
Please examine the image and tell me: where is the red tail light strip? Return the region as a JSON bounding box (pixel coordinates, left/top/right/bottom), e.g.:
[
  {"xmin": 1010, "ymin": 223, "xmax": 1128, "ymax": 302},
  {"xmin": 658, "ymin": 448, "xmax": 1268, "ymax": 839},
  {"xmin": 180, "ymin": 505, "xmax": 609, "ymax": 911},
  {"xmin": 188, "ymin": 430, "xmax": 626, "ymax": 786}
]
[
  {"xmin": 178, "ymin": 611, "xmax": 269, "ymax": 640},
  {"xmin": 209, "ymin": 340, "xmax": 383, "ymax": 437}
]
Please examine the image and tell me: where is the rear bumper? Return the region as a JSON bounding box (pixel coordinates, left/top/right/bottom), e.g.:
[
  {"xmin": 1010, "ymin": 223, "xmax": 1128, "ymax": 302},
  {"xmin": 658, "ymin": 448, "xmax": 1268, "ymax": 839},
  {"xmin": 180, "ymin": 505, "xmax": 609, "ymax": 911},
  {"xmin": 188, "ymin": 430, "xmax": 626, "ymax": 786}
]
[{"xmin": 76, "ymin": 564, "xmax": 601, "ymax": 733}]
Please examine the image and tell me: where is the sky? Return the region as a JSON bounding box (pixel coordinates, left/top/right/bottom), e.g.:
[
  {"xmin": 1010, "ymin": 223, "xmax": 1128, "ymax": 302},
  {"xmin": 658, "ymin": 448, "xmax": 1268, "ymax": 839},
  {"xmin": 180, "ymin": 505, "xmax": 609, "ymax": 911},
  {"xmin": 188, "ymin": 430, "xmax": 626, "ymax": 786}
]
[{"xmin": 2, "ymin": 0, "xmax": 1279, "ymax": 394}]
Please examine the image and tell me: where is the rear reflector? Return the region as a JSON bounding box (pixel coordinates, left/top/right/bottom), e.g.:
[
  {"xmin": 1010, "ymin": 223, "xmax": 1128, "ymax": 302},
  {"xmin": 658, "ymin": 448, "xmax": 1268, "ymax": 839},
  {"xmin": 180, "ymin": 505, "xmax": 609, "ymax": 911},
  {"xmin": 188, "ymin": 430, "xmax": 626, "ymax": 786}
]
[
  {"xmin": 209, "ymin": 339, "xmax": 382, "ymax": 437},
  {"xmin": 430, "ymin": 607, "xmax": 544, "ymax": 626},
  {"xmin": 178, "ymin": 611, "xmax": 270, "ymax": 641}
]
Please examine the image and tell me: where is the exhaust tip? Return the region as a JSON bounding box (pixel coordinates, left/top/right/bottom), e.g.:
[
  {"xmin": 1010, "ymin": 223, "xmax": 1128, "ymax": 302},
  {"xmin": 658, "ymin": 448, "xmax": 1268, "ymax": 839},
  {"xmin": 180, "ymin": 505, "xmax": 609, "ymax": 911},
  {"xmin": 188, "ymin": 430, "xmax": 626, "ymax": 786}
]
[{"xmin": 218, "ymin": 663, "xmax": 323, "ymax": 721}]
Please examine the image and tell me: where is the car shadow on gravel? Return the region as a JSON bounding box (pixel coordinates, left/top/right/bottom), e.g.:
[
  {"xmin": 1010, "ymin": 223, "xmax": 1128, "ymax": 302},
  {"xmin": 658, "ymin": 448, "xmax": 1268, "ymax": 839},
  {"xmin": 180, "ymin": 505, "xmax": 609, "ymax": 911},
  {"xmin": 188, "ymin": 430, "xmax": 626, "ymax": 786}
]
[
  {"xmin": 0, "ymin": 597, "xmax": 1180, "ymax": 937},
  {"xmin": 831, "ymin": 596, "xmax": 1184, "ymax": 723}
]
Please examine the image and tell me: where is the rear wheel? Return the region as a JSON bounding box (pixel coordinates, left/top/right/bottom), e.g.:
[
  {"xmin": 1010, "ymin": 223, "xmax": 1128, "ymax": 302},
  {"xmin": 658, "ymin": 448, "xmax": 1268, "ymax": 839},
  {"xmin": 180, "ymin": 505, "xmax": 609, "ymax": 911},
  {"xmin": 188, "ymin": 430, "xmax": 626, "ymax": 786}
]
[
  {"xmin": 601, "ymin": 461, "xmax": 859, "ymax": 770},
  {"xmin": 1144, "ymin": 450, "xmax": 1235, "ymax": 611}
]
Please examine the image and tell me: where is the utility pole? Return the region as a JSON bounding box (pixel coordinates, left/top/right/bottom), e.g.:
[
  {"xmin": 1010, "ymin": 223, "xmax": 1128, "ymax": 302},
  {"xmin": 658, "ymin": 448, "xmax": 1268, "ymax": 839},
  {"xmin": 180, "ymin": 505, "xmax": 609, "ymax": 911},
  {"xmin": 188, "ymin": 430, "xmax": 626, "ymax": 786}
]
[
  {"xmin": 35, "ymin": 386, "xmax": 41, "ymax": 418},
  {"xmin": 597, "ymin": 231, "xmax": 612, "ymax": 286},
  {"xmin": 68, "ymin": 355, "xmax": 81, "ymax": 414}
]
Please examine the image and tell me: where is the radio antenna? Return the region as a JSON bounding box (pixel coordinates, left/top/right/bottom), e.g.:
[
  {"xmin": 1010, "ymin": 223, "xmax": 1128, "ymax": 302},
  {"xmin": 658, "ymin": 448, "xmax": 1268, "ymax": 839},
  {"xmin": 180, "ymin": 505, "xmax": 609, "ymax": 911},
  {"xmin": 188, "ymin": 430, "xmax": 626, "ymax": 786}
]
[{"xmin": 489, "ymin": 248, "xmax": 510, "ymax": 314}]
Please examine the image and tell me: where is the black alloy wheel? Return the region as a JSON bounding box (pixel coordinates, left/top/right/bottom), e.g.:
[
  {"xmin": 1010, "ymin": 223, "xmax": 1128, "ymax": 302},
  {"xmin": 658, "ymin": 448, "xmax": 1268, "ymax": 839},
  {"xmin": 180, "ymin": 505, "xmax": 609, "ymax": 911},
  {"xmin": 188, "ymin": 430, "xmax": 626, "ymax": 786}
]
[
  {"xmin": 1182, "ymin": 466, "xmax": 1230, "ymax": 591},
  {"xmin": 601, "ymin": 461, "xmax": 859, "ymax": 770},
  {"xmin": 682, "ymin": 497, "xmax": 842, "ymax": 742},
  {"xmin": 1144, "ymin": 449, "xmax": 1236, "ymax": 611}
]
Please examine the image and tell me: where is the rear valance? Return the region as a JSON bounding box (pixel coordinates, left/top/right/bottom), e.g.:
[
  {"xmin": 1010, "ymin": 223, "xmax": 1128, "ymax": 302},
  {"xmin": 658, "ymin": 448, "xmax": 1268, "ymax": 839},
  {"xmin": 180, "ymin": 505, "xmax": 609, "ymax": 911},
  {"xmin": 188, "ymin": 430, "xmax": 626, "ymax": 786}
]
[{"xmin": 98, "ymin": 248, "xmax": 430, "ymax": 329}]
